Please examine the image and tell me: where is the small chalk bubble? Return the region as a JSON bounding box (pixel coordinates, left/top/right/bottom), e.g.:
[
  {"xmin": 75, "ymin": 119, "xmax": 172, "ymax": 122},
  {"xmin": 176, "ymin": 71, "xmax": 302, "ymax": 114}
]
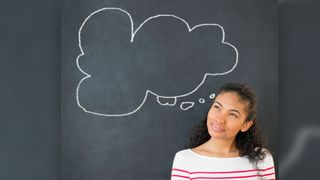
[
  {"xmin": 180, "ymin": 102, "xmax": 194, "ymax": 110},
  {"xmin": 199, "ymin": 98, "xmax": 205, "ymax": 103},
  {"xmin": 209, "ymin": 93, "xmax": 215, "ymax": 99},
  {"xmin": 157, "ymin": 96, "xmax": 177, "ymax": 106}
]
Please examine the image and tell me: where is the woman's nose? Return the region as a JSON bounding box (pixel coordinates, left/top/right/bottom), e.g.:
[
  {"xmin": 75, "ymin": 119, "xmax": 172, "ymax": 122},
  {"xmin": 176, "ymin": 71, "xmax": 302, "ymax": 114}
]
[{"xmin": 215, "ymin": 112, "xmax": 226, "ymax": 124}]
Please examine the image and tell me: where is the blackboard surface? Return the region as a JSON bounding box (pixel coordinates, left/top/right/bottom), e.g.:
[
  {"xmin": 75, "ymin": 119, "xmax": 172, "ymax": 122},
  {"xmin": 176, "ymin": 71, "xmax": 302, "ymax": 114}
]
[{"xmin": 61, "ymin": 0, "xmax": 278, "ymax": 179}]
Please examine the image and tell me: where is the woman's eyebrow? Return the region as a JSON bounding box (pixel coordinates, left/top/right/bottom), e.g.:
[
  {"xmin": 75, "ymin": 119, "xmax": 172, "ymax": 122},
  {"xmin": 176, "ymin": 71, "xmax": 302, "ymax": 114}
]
[
  {"xmin": 213, "ymin": 101, "xmax": 223, "ymax": 106},
  {"xmin": 214, "ymin": 101, "xmax": 241, "ymax": 115},
  {"xmin": 230, "ymin": 109, "xmax": 241, "ymax": 115}
]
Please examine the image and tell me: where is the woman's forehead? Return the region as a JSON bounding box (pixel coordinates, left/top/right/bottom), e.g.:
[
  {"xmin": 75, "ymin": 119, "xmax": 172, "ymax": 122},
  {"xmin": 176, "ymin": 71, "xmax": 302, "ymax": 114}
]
[{"xmin": 214, "ymin": 92, "xmax": 248, "ymax": 112}]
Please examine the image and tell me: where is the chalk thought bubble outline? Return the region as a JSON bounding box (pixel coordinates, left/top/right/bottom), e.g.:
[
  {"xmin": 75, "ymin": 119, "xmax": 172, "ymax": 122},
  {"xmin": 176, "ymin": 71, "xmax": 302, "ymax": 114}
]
[{"xmin": 76, "ymin": 7, "xmax": 239, "ymax": 117}]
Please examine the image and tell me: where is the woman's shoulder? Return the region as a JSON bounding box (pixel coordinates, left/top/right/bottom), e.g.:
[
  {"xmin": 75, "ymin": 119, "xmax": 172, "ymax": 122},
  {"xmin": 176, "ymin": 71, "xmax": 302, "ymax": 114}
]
[
  {"xmin": 175, "ymin": 149, "xmax": 191, "ymax": 157},
  {"xmin": 258, "ymin": 148, "xmax": 274, "ymax": 158},
  {"xmin": 172, "ymin": 149, "xmax": 192, "ymax": 168},
  {"xmin": 257, "ymin": 148, "xmax": 275, "ymax": 167}
]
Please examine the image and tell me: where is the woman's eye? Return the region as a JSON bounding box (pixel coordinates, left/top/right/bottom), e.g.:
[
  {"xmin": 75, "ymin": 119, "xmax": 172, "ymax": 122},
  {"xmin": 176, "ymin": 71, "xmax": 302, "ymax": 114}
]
[
  {"xmin": 213, "ymin": 105, "xmax": 220, "ymax": 110},
  {"xmin": 230, "ymin": 113, "xmax": 238, "ymax": 118}
]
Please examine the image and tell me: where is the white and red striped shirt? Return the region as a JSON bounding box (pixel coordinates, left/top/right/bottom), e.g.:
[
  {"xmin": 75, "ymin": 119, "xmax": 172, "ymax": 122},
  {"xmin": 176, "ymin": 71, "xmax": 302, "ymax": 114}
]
[{"xmin": 171, "ymin": 149, "xmax": 275, "ymax": 180}]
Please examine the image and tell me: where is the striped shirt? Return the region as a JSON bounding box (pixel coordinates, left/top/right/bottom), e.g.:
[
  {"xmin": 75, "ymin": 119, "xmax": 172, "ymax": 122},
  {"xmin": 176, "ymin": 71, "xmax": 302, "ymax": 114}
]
[{"xmin": 171, "ymin": 149, "xmax": 275, "ymax": 180}]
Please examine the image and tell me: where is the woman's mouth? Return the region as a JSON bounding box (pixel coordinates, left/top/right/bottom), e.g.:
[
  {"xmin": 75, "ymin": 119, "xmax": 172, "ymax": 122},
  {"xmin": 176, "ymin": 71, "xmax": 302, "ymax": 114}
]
[{"xmin": 211, "ymin": 123, "xmax": 225, "ymax": 132}]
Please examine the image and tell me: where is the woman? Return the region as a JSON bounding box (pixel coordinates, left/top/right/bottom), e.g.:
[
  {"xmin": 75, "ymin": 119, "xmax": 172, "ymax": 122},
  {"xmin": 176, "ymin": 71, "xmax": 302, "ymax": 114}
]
[{"xmin": 171, "ymin": 83, "xmax": 276, "ymax": 180}]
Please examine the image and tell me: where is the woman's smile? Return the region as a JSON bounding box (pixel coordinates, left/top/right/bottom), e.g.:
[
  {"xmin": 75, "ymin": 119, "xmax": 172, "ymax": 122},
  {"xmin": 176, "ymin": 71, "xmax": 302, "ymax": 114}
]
[{"xmin": 211, "ymin": 123, "xmax": 225, "ymax": 132}]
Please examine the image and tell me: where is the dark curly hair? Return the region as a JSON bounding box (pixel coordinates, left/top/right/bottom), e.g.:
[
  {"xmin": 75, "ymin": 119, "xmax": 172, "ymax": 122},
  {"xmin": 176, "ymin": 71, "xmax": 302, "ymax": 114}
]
[{"xmin": 185, "ymin": 83, "xmax": 267, "ymax": 167}]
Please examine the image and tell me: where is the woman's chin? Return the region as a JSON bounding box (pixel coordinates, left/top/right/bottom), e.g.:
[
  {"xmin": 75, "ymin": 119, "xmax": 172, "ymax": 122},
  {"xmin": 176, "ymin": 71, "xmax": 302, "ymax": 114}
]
[{"xmin": 208, "ymin": 130, "xmax": 226, "ymax": 139}]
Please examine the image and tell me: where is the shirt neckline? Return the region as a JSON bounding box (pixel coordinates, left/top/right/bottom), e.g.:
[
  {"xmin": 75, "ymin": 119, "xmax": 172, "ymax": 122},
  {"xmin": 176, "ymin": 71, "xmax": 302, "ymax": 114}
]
[{"xmin": 187, "ymin": 148, "xmax": 244, "ymax": 160}]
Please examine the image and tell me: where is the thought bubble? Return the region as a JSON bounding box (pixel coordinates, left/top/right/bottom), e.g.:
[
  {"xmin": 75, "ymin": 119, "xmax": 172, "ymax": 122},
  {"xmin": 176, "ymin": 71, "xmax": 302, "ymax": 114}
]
[
  {"xmin": 209, "ymin": 93, "xmax": 216, "ymax": 99},
  {"xmin": 199, "ymin": 98, "xmax": 205, "ymax": 104},
  {"xmin": 76, "ymin": 7, "xmax": 238, "ymax": 116},
  {"xmin": 180, "ymin": 102, "xmax": 195, "ymax": 110}
]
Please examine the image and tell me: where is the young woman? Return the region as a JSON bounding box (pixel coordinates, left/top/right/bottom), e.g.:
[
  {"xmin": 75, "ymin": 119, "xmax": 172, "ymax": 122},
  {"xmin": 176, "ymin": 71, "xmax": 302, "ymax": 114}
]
[{"xmin": 171, "ymin": 83, "xmax": 275, "ymax": 180}]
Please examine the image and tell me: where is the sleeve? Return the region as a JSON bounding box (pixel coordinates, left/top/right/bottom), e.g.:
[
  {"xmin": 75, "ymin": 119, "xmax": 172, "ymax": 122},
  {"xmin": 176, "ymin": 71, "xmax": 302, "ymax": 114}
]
[
  {"xmin": 261, "ymin": 152, "xmax": 276, "ymax": 180},
  {"xmin": 171, "ymin": 152, "xmax": 190, "ymax": 180}
]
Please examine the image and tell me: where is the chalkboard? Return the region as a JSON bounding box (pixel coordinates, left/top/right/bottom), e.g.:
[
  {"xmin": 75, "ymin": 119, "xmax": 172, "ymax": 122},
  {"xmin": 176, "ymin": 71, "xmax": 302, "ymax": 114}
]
[{"xmin": 61, "ymin": 0, "xmax": 278, "ymax": 179}]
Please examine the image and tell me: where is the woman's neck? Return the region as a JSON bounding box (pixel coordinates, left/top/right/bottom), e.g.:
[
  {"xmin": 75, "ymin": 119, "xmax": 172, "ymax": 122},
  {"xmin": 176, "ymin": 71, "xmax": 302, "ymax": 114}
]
[{"xmin": 204, "ymin": 137, "xmax": 238, "ymax": 156}]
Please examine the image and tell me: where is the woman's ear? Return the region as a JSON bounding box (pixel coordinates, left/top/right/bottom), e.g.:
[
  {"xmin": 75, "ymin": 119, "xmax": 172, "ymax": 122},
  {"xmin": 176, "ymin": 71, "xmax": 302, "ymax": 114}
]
[{"xmin": 240, "ymin": 120, "xmax": 253, "ymax": 132}]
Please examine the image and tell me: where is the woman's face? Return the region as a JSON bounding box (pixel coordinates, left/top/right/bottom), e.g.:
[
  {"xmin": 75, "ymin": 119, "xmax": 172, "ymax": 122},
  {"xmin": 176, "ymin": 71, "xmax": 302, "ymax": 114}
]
[{"xmin": 206, "ymin": 91, "xmax": 253, "ymax": 140}]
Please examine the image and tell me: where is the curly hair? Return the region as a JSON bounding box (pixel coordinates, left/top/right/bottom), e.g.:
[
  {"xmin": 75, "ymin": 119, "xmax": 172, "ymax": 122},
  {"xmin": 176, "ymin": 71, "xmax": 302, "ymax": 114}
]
[{"xmin": 185, "ymin": 83, "xmax": 267, "ymax": 167}]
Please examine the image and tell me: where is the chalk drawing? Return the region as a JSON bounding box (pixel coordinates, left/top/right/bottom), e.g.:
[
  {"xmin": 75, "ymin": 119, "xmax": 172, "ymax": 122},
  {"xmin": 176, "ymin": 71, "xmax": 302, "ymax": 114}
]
[
  {"xmin": 157, "ymin": 97, "xmax": 177, "ymax": 106},
  {"xmin": 199, "ymin": 98, "xmax": 205, "ymax": 104},
  {"xmin": 279, "ymin": 126, "xmax": 320, "ymax": 177},
  {"xmin": 76, "ymin": 7, "xmax": 239, "ymax": 116},
  {"xmin": 180, "ymin": 102, "xmax": 195, "ymax": 110},
  {"xmin": 209, "ymin": 93, "xmax": 216, "ymax": 99}
]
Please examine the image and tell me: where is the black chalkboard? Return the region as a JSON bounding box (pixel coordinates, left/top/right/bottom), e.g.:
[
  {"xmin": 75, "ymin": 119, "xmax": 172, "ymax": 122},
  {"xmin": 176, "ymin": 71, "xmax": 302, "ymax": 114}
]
[{"xmin": 61, "ymin": 0, "xmax": 278, "ymax": 179}]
